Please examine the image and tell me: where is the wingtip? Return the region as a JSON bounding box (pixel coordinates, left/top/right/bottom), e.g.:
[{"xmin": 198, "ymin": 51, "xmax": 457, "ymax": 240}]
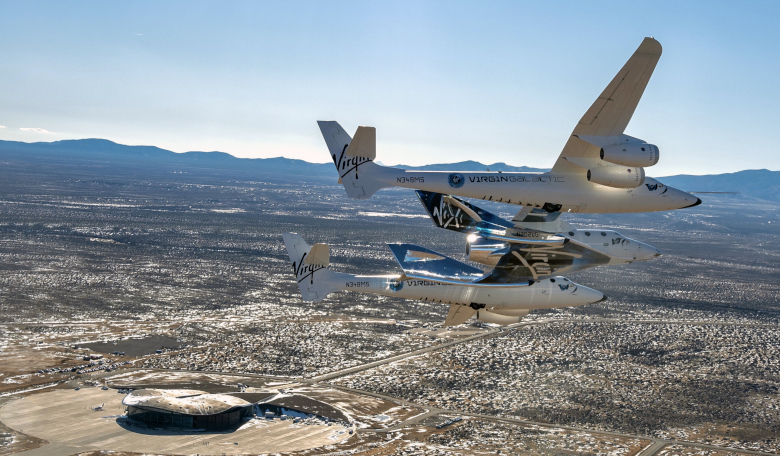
[{"xmin": 639, "ymin": 37, "xmax": 662, "ymax": 55}]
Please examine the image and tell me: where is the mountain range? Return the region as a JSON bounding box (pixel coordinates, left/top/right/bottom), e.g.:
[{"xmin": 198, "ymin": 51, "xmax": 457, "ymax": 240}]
[{"xmin": 1, "ymin": 138, "xmax": 778, "ymax": 202}]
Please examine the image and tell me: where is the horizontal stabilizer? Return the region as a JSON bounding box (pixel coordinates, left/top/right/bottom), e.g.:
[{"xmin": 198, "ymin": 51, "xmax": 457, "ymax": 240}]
[
  {"xmin": 345, "ymin": 126, "xmax": 376, "ymax": 159},
  {"xmin": 444, "ymin": 305, "xmax": 477, "ymax": 327},
  {"xmin": 304, "ymin": 243, "xmax": 330, "ymax": 266}
]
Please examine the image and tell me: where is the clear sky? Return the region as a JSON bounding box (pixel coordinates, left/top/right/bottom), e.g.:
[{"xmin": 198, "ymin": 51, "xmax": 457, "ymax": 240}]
[{"xmin": 1, "ymin": 1, "xmax": 778, "ymax": 175}]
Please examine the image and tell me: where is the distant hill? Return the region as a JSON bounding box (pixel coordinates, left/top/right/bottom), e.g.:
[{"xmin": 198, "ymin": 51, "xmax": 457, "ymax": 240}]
[
  {"xmin": 396, "ymin": 161, "xmax": 547, "ymax": 173},
  {"xmin": 1, "ymin": 138, "xmax": 778, "ymax": 202},
  {"xmin": 0, "ymin": 138, "xmax": 332, "ymax": 175},
  {"xmin": 658, "ymin": 169, "xmax": 780, "ymax": 202}
]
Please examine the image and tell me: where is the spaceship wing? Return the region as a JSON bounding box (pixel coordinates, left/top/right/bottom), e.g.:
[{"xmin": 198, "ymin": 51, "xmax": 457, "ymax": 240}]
[{"xmin": 483, "ymin": 240, "xmax": 611, "ymax": 281}]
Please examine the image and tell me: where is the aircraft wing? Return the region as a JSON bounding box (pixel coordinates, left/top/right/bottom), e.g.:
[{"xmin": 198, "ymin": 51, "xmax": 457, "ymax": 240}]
[
  {"xmin": 551, "ymin": 37, "xmax": 663, "ymax": 174},
  {"xmin": 482, "ymin": 239, "xmax": 612, "ymax": 281},
  {"xmin": 444, "ymin": 305, "xmax": 477, "ymax": 327}
]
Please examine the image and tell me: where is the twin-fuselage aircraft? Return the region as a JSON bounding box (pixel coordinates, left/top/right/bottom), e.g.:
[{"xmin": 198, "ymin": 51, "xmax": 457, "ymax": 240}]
[
  {"xmin": 318, "ymin": 38, "xmax": 700, "ymax": 214},
  {"xmin": 284, "ymin": 37, "xmax": 686, "ymax": 326}
]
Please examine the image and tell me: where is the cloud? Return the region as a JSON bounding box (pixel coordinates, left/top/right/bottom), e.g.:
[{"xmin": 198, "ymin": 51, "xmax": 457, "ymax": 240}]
[
  {"xmin": 135, "ymin": 33, "xmax": 143, "ymax": 36},
  {"xmin": 19, "ymin": 127, "xmax": 53, "ymax": 134},
  {"xmin": 0, "ymin": 125, "xmax": 6, "ymax": 128}
]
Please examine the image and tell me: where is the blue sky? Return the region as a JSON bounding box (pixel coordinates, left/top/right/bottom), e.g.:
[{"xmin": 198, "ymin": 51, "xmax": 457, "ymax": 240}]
[{"xmin": 0, "ymin": 1, "xmax": 778, "ymax": 175}]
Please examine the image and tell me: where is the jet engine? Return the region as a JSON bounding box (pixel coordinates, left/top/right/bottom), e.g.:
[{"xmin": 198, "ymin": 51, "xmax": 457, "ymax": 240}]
[
  {"xmin": 476, "ymin": 310, "xmax": 525, "ymax": 325},
  {"xmin": 465, "ymin": 236, "xmax": 507, "ymax": 267},
  {"xmin": 587, "ymin": 165, "xmax": 645, "ymax": 189},
  {"xmin": 600, "ymin": 143, "xmax": 659, "ymax": 167}
]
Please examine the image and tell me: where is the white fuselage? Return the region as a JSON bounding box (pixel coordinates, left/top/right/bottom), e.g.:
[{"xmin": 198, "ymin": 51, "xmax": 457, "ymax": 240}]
[
  {"xmin": 333, "ymin": 274, "xmax": 603, "ymax": 310},
  {"xmin": 567, "ymin": 229, "xmax": 661, "ymax": 264},
  {"xmin": 369, "ymin": 165, "xmax": 699, "ymax": 213}
]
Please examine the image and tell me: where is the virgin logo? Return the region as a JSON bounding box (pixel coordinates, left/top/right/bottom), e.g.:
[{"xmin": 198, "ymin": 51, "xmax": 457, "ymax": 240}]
[
  {"xmin": 431, "ymin": 198, "xmax": 462, "ymax": 229},
  {"xmin": 333, "ymin": 144, "xmax": 371, "ymax": 179},
  {"xmin": 293, "ymin": 252, "xmax": 325, "ymax": 283}
]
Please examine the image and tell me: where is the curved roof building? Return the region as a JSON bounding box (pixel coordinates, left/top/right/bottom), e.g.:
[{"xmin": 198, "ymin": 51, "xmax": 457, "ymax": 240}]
[{"xmin": 122, "ymin": 389, "xmax": 253, "ymax": 430}]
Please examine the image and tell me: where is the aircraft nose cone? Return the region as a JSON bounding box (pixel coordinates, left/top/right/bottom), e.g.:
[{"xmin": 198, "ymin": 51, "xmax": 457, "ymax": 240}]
[
  {"xmin": 595, "ymin": 295, "xmax": 608, "ymax": 303},
  {"xmin": 574, "ymin": 284, "xmax": 606, "ymax": 304},
  {"xmin": 684, "ymin": 197, "xmax": 702, "ymax": 208},
  {"xmin": 664, "ymin": 186, "xmax": 703, "ymax": 211},
  {"xmin": 633, "ymin": 242, "xmax": 661, "ymax": 261}
]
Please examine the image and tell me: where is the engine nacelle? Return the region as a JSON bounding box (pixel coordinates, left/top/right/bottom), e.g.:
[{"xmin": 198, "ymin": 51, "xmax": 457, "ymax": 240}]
[
  {"xmin": 465, "ymin": 237, "xmax": 506, "ymax": 267},
  {"xmin": 476, "ymin": 310, "xmax": 524, "ymax": 325},
  {"xmin": 587, "ymin": 165, "xmax": 645, "ymax": 189},
  {"xmin": 601, "ymin": 143, "xmax": 659, "ymax": 167}
]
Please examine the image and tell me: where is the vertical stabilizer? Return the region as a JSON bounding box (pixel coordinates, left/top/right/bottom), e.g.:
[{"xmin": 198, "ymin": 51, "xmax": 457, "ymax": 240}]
[
  {"xmin": 282, "ymin": 233, "xmax": 346, "ymax": 302},
  {"xmin": 317, "ymin": 121, "xmax": 392, "ymax": 199}
]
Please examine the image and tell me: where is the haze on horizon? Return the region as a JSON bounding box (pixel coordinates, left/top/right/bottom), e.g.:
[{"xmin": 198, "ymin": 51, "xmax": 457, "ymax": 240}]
[{"xmin": 0, "ymin": 1, "xmax": 778, "ymax": 176}]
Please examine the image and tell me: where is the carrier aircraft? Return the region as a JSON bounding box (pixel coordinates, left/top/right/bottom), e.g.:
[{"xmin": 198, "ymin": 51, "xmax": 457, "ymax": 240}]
[
  {"xmin": 318, "ymin": 37, "xmax": 701, "ymax": 214},
  {"xmin": 282, "ymin": 233, "xmax": 605, "ymax": 327}
]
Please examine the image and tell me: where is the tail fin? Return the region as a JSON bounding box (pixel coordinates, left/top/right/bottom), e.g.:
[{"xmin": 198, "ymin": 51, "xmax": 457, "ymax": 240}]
[
  {"xmin": 281, "ymin": 233, "xmax": 345, "ymax": 302},
  {"xmin": 317, "ymin": 121, "xmax": 392, "ymax": 199}
]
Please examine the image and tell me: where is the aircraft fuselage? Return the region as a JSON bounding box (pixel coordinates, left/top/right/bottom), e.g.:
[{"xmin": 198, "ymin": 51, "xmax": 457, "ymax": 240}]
[
  {"xmin": 368, "ymin": 166, "xmax": 699, "ymax": 213},
  {"xmin": 334, "ymin": 274, "xmax": 603, "ymax": 310}
]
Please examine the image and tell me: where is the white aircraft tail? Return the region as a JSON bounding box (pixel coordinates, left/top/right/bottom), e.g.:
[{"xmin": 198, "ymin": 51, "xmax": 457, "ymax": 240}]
[
  {"xmin": 282, "ymin": 233, "xmax": 347, "ymax": 302},
  {"xmin": 317, "ymin": 121, "xmax": 392, "ymax": 199}
]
